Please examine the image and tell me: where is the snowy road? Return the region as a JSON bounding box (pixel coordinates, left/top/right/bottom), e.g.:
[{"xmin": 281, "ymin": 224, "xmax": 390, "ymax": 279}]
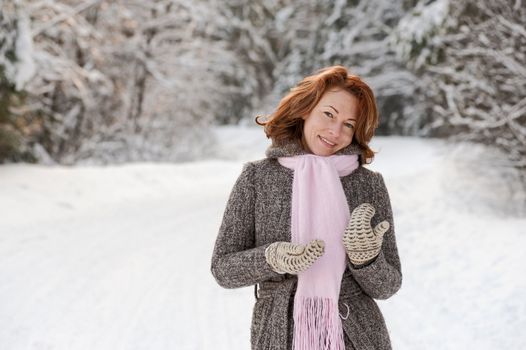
[{"xmin": 1, "ymin": 126, "xmax": 525, "ymax": 349}]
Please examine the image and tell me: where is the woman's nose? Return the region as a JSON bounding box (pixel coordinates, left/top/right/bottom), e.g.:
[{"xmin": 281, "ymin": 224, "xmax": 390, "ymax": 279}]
[{"xmin": 328, "ymin": 122, "xmax": 342, "ymax": 138}]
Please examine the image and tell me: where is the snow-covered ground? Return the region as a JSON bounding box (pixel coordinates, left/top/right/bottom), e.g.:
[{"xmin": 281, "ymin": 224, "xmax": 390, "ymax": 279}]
[{"xmin": 1, "ymin": 125, "xmax": 525, "ymax": 350}]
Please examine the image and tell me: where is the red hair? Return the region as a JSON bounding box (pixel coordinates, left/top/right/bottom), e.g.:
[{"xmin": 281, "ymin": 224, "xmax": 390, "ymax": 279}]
[{"xmin": 255, "ymin": 65, "xmax": 379, "ymax": 163}]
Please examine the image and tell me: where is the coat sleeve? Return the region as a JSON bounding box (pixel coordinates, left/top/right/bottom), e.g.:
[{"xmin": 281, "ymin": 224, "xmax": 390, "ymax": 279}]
[
  {"xmin": 211, "ymin": 162, "xmax": 282, "ymax": 289},
  {"xmin": 348, "ymin": 172, "xmax": 403, "ymax": 300}
]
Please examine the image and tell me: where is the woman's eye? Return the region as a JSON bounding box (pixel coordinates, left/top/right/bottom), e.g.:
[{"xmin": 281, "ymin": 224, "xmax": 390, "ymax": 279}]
[
  {"xmin": 324, "ymin": 111, "xmax": 333, "ymax": 118},
  {"xmin": 345, "ymin": 123, "xmax": 354, "ymax": 129}
]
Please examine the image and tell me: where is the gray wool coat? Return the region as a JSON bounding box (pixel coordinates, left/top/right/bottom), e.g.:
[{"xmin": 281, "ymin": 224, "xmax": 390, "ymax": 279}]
[{"xmin": 210, "ymin": 139, "xmax": 402, "ymax": 350}]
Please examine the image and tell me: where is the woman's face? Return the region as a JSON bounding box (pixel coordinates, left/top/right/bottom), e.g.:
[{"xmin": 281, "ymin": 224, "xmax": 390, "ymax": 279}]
[{"xmin": 301, "ymin": 88, "xmax": 359, "ymax": 156}]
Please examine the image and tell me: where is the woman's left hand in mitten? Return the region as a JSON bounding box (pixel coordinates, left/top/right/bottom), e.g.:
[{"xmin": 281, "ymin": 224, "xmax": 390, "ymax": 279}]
[{"xmin": 342, "ymin": 203, "xmax": 390, "ymax": 266}]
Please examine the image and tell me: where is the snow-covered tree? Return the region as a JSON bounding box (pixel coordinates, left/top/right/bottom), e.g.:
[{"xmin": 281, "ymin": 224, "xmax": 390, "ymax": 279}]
[
  {"xmin": 3, "ymin": 0, "xmax": 255, "ymax": 164},
  {"xmin": 246, "ymin": 0, "xmax": 419, "ymax": 135},
  {"xmin": 2, "ymin": 0, "xmax": 424, "ymax": 164},
  {"xmin": 0, "ymin": 0, "xmax": 36, "ymax": 162},
  {"xmin": 392, "ymin": 0, "xmax": 526, "ymax": 179},
  {"xmin": 2, "ymin": 0, "xmax": 524, "ymax": 183}
]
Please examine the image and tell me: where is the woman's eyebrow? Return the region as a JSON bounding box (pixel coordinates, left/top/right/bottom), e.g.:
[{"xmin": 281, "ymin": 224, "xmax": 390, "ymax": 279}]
[
  {"xmin": 324, "ymin": 105, "xmax": 356, "ymax": 121},
  {"xmin": 324, "ymin": 105, "xmax": 339, "ymax": 114}
]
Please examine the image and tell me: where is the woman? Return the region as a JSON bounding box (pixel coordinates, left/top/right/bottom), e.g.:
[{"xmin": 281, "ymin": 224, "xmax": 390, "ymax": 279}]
[{"xmin": 211, "ymin": 65, "xmax": 402, "ymax": 350}]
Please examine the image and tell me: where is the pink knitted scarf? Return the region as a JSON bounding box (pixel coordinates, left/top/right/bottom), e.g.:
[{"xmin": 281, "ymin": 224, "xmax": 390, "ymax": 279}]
[{"xmin": 278, "ymin": 153, "xmax": 359, "ymax": 350}]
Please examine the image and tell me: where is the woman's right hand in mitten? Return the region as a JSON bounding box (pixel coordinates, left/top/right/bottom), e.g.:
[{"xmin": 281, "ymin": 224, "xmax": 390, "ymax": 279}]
[{"xmin": 264, "ymin": 239, "xmax": 325, "ymax": 274}]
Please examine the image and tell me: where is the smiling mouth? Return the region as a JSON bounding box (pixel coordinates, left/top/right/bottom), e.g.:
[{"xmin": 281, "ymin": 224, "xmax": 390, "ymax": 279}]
[{"xmin": 319, "ymin": 135, "xmax": 335, "ymax": 148}]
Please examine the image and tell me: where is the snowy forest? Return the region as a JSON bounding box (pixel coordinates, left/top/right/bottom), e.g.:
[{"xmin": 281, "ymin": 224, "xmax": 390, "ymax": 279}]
[
  {"xmin": 2, "ymin": 1, "xmax": 526, "ymax": 349},
  {"xmin": 1, "ymin": 0, "xmax": 525, "ymax": 179}
]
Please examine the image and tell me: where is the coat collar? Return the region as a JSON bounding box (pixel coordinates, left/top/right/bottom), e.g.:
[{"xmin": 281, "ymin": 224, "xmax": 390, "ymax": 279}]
[{"xmin": 265, "ymin": 138, "xmax": 365, "ymax": 163}]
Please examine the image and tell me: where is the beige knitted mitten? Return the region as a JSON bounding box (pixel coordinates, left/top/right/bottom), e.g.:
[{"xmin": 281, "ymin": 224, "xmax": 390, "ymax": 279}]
[
  {"xmin": 264, "ymin": 239, "xmax": 325, "ymax": 274},
  {"xmin": 342, "ymin": 203, "xmax": 390, "ymax": 266}
]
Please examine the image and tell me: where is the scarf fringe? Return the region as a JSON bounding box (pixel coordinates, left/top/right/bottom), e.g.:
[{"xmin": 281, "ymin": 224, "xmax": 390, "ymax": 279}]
[{"xmin": 292, "ymin": 296, "xmax": 346, "ymax": 350}]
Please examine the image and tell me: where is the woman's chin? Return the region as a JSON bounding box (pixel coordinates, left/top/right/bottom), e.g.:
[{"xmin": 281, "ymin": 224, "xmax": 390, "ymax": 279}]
[{"xmin": 312, "ymin": 148, "xmax": 336, "ymax": 156}]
